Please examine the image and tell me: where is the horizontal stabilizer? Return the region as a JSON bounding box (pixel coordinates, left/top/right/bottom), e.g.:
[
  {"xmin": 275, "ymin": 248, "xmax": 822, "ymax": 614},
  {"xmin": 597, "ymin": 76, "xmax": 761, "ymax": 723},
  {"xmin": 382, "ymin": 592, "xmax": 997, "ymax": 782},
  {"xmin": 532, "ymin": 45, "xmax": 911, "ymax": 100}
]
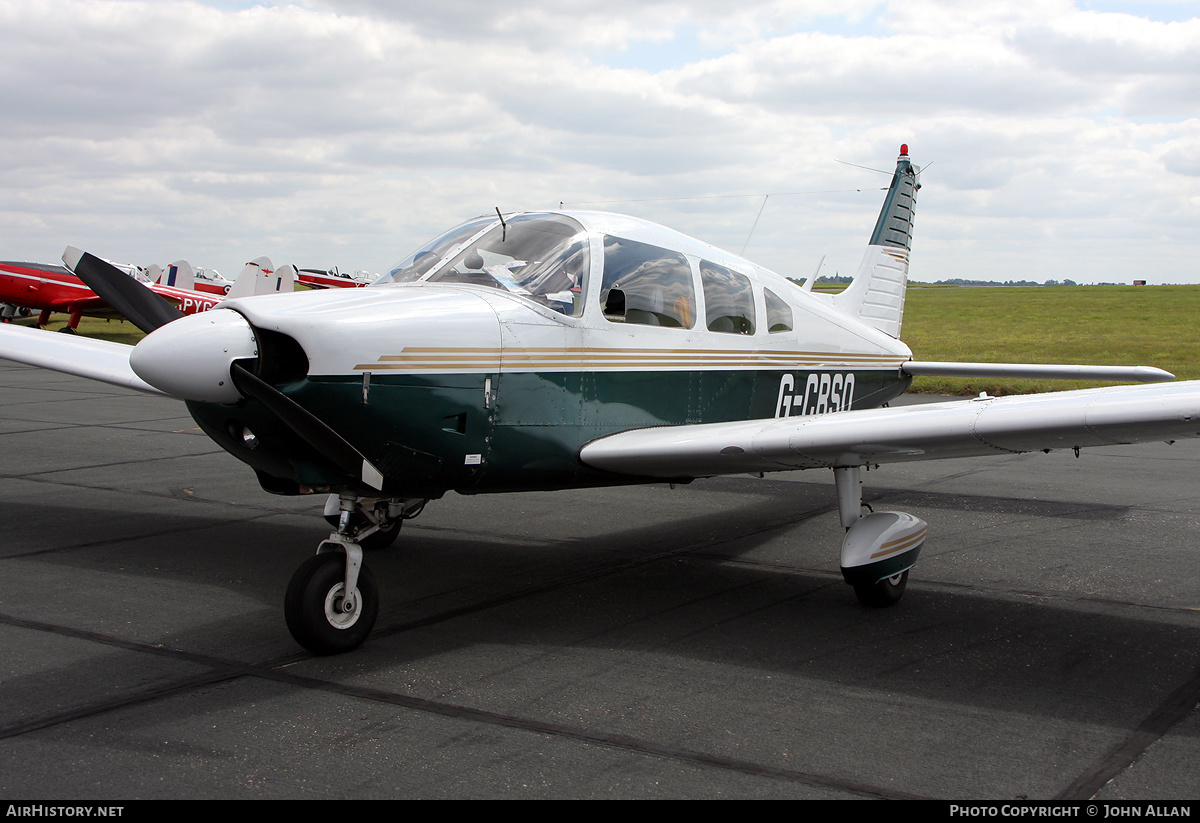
[{"xmin": 902, "ymin": 362, "xmax": 1175, "ymax": 383}]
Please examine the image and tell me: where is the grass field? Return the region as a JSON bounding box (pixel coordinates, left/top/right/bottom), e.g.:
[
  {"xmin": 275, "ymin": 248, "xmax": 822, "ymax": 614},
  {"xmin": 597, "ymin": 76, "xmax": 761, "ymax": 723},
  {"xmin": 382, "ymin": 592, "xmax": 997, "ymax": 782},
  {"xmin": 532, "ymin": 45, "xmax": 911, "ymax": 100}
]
[
  {"xmin": 15, "ymin": 284, "xmax": 1198, "ymax": 396},
  {"xmin": 26, "ymin": 315, "xmax": 145, "ymax": 345},
  {"xmin": 902, "ymin": 285, "xmax": 1200, "ymax": 395}
]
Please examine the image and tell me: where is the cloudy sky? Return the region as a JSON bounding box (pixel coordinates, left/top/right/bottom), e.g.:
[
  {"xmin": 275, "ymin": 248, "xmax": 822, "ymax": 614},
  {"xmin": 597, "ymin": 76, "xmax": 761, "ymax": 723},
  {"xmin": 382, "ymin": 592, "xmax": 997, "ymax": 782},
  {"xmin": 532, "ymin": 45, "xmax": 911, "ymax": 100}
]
[{"xmin": 1, "ymin": 0, "xmax": 1197, "ymax": 284}]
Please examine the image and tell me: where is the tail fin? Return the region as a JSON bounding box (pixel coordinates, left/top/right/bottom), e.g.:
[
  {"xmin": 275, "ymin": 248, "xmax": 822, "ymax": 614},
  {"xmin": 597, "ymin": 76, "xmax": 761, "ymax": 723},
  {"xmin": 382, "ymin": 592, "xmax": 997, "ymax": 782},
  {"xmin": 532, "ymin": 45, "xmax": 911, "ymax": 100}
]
[
  {"xmin": 831, "ymin": 145, "xmax": 919, "ymax": 338},
  {"xmin": 227, "ymin": 257, "xmax": 294, "ymax": 298},
  {"xmin": 274, "ymin": 264, "xmax": 297, "ymax": 294},
  {"xmin": 157, "ymin": 260, "xmax": 196, "ymax": 291}
]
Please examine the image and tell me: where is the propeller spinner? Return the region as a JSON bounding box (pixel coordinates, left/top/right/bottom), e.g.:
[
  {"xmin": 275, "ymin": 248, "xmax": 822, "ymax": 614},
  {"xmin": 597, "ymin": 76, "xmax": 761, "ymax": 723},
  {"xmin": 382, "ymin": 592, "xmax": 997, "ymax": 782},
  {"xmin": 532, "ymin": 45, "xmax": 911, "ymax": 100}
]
[{"xmin": 130, "ymin": 309, "xmax": 258, "ymax": 403}]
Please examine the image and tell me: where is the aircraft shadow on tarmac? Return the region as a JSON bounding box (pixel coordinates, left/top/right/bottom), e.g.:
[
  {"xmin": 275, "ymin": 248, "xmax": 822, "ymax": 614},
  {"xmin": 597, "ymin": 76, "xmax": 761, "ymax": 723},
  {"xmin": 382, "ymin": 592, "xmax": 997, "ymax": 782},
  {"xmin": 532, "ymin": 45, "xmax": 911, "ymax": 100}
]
[{"xmin": 3, "ymin": 473, "xmax": 1196, "ymax": 742}]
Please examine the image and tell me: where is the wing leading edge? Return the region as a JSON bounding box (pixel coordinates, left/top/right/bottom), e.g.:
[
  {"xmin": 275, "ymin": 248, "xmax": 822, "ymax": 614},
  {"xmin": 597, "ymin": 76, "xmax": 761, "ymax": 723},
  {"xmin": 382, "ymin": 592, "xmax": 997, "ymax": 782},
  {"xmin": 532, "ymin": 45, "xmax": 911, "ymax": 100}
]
[
  {"xmin": 579, "ymin": 381, "xmax": 1200, "ymax": 478},
  {"xmin": 0, "ymin": 324, "xmax": 165, "ymax": 395}
]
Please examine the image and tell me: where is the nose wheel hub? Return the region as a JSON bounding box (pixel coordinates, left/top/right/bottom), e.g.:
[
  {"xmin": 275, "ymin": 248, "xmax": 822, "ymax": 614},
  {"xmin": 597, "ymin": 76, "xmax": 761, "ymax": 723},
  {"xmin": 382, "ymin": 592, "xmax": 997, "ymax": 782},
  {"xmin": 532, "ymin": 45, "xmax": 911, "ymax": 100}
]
[{"xmin": 325, "ymin": 584, "xmax": 361, "ymax": 625}]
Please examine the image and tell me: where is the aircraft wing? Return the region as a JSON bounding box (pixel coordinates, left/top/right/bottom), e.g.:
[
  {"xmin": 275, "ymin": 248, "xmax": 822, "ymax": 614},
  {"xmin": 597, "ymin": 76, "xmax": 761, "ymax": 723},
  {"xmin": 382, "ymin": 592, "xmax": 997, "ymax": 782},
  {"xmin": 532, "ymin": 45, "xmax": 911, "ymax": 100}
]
[
  {"xmin": 0, "ymin": 324, "xmax": 166, "ymax": 395},
  {"xmin": 38, "ymin": 295, "xmax": 112, "ymax": 312},
  {"xmin": 579, "ymin": 381, "xmax": 1200, "ymax": 478},
  {"xmin": 1, "ymin": 292, "xmax": 110, "ymax": 313}
]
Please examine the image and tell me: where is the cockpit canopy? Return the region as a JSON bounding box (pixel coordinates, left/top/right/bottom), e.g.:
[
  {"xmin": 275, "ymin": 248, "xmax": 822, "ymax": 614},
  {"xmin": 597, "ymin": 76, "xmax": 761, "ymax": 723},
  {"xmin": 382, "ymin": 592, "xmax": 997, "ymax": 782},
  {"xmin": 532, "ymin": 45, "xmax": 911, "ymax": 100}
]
[{"xmin": 376, "ymin": 211, "xmax": 793, "ymax": 336}]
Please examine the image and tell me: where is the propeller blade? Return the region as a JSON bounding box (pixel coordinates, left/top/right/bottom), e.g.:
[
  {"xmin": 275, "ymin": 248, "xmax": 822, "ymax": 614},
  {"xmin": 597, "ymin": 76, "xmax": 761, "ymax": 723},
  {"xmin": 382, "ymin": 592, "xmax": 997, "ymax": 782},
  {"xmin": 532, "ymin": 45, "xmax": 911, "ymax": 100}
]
[
  {"xmin": 229, "ymin": 361, "xmax": 385, "ymax": 491},
  {"xmin": 63, "ymin": 246, "xmax": 184, "ymax": 333}
]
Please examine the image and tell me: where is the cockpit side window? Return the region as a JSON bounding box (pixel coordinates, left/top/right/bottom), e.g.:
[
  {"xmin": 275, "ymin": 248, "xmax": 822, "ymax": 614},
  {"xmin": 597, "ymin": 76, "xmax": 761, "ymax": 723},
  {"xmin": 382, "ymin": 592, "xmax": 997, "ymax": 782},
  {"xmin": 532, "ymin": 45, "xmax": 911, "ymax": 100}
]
[
  {"xmin": 764, "ymin": 288, "xmax": 794, "ymax": 333},
  {"xmin": 426, "ymin": 215, "xmax": 589, "ymax": 316},
  {"xmin": 700, "ymin": 261, "xmax": 755, "ymax": 335},
  {"xmin": 378, "ymin": 216, "xmax": 496, "ymax": 284},
  {"xmin": 601, "ymin": 236, "xmax": 695, "ymax": 329}
]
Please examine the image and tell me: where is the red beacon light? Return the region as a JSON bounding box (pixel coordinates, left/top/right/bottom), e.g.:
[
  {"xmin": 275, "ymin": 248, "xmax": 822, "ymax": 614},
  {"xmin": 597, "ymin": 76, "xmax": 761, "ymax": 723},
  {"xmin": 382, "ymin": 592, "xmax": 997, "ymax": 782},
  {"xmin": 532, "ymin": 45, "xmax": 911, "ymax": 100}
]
[{"xmin": 900, "ymin": 143, "xmax": 909, "ymax": 156}]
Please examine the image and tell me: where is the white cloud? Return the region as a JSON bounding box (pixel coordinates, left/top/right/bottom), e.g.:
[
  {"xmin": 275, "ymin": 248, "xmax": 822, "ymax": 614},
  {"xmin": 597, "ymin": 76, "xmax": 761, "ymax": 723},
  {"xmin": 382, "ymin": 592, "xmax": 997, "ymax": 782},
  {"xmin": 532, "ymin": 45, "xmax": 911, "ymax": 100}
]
[{"xmin": 0, "ymin": 0, "xmax": 1196, "ymax": 286}]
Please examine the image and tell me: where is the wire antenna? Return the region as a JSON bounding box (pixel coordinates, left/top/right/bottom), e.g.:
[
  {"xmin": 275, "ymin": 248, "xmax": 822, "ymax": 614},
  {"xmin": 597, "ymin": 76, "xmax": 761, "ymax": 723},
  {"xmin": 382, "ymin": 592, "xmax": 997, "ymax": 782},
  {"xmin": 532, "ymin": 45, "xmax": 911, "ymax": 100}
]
[
  {"xmin": 559, "ymin": 188, "xmax": 882, "ymax": 208},
  {"xmin": 835, "ymin": 159, "xmax": 892, "ymax": 175},
  {"xmin": 740, "ymin": 195, "xmax": 769, "ymax": 255}
]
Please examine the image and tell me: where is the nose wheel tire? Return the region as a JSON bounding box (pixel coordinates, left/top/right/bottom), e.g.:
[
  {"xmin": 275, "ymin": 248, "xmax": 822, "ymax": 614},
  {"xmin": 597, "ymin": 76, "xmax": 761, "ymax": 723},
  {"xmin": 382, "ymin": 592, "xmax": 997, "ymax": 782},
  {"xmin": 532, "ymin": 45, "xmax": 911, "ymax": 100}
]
[
  {"xmin": 285, "ymin": 553, "xmax": 378, "ymax": 655},
  {"xmin": 853, "ymin": 570, "xmax": 908, "ymax": 608}
]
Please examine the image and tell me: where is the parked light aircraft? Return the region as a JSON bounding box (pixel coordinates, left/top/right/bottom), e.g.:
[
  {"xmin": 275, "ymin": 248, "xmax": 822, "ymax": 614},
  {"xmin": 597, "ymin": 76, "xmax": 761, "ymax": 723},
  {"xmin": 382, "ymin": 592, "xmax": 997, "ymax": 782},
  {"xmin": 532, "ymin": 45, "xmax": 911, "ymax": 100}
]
[
  {"xmin": 0, "ymin": 258, "xmax": 147, "ymax": 331},
  {"xmin": 1, "ymin": 145, "xmax": 1197, "ymax": 656},
  {"xmin": 146, "ymin": 260, "xmax": 235, "ymax": 296},
  {"xmin": 0, "ymin": 256, "xmax": 295, "ymax": 330},
  {"xmin": 296, "ymin": 267, "xmax": 377, "ymax": 289}
]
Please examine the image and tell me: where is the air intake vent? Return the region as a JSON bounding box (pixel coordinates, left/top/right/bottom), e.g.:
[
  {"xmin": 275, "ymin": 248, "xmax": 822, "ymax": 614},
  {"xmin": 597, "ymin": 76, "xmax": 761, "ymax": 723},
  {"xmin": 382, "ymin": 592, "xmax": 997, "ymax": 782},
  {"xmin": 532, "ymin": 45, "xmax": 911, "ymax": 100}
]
[{"xmin": 254, "ymin": 328, "xmax": 310, "ymax": 385}]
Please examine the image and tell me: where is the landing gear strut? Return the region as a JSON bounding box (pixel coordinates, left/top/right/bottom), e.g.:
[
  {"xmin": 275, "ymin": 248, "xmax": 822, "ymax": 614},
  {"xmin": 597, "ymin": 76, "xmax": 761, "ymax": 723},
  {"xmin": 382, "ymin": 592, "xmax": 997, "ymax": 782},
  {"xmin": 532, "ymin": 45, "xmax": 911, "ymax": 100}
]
[
  {"xmin": 57, "ymin": 308, "xmax": 83, "ymax": 334},
  {"xmin": 285, "ymin": 493, "xmax": 426, "ymax": 654},
  {"xmin": 321, "ymin": 494, "xmax": 425, "ymax": 551}
]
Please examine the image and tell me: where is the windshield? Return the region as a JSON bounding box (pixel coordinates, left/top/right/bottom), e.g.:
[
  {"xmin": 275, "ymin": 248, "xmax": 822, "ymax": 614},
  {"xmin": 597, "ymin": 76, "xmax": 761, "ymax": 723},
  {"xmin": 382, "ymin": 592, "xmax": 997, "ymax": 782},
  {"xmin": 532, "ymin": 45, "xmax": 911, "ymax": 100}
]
[
  {"xmin": 376, "ymin": 216, "xmax": 497, "ymax": 284},
  {"xmin": 426, "ymin": 214, "xmax": 589, "ymax": 316}
]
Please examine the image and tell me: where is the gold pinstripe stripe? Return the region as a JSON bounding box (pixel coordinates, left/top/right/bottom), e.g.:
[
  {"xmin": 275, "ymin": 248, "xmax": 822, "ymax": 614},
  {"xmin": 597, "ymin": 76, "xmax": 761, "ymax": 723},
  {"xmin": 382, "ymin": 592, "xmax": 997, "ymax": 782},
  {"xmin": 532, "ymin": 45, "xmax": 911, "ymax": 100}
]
[
  {"xmin": 869, "ymin": 526, "xmax": 928, "ymax": 559},
  {"xmin": 354, "ymin": 347, "xmax": 908, "ymax": 372}
]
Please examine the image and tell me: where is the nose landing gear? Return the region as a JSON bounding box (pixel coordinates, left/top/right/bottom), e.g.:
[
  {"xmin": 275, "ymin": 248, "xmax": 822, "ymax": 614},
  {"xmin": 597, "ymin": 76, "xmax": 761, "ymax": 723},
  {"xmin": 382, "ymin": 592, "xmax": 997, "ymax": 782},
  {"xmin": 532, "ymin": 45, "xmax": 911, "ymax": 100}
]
[
  {"xmin": 284, "ymin": 550, "xmax": 378, "ymax": 655},
  {"xmin": 285, "ymin": 493, "xmax": 426, "ymax": 655}
]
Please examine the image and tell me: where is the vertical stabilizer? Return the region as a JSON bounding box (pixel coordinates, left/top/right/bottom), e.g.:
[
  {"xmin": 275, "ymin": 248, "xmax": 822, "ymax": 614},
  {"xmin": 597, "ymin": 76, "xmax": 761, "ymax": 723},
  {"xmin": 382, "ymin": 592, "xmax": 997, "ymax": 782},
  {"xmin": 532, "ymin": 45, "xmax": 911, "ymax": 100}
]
[
  {"xmin": 228, "ymin": 257, "xmax": 279, "ymax": 299},
  {"xmin": 831, "ymin": 145, "xmax": 919, "ymax": 338},
  {"xmin": 158, "ymin": 260, "xmax": 196, "ymax": 292}
]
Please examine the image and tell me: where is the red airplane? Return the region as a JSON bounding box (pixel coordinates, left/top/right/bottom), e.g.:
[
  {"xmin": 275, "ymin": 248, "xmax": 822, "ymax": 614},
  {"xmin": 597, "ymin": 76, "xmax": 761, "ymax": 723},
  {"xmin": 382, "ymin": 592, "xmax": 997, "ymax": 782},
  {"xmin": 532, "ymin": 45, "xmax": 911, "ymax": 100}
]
[
  {"xmin": 0, "ymin": 256, "xmax": 292, "ymax": 332},
  {"xmin": 296, "ymin": 267, "xmax": 375, "ymax": 290},
  {"xmin": 146, "ymin": 260, "xmax": 236, "ymax": 297}
]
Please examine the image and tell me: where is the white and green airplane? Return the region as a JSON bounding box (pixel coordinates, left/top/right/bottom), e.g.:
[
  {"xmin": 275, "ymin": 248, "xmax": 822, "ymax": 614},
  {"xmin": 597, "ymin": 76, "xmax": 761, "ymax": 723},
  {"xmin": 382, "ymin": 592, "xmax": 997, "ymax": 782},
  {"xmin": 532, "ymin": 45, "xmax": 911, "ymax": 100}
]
[{"xmin": 2, "ymin": 146, "xmax": 1198, "ymax": 655}]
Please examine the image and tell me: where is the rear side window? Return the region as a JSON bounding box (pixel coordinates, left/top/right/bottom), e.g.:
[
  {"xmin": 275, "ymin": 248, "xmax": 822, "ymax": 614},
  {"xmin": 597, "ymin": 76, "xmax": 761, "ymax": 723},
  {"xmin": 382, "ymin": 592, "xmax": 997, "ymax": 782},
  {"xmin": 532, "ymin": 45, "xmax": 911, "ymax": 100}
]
[
  {"xmin": 765, "ymin": 288, "xmax": 793, "ymax": 333},
  {"xmin": 601, "ymin": 236, "xmax": 695, "ymax": 329},
  {"xmin": 701, "ymin": 261, "xmax": 755, "ymax": 334}
]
